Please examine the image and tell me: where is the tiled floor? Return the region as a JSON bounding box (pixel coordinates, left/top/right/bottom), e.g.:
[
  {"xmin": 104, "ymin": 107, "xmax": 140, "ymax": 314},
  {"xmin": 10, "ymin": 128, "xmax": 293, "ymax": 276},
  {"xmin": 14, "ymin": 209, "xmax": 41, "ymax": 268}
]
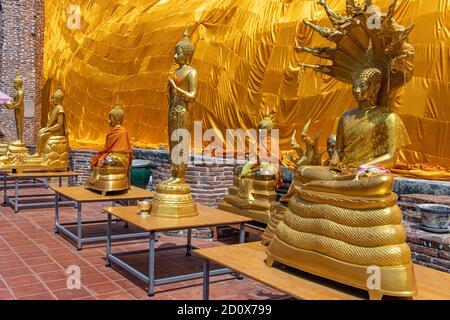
[{"xmin": 0, "ymin": 183, "xmax": 287, "ymax": 300}]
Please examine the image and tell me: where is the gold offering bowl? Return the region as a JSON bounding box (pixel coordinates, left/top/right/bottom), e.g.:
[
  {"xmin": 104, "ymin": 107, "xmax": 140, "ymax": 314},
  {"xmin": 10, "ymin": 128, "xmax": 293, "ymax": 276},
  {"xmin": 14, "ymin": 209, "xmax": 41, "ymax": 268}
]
[{"xmin": 138, "ymin": 200, "xmax": 152, "ymax": 216}]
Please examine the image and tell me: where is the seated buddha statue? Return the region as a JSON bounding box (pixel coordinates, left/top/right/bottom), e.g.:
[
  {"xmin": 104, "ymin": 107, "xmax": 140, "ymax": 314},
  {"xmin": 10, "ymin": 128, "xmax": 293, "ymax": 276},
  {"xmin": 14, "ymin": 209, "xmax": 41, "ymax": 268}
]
[
  {"xmin": 85, "ymin": 98, "xmax": 132, "ymax": 195},
  {"xmin": 266, "ymin": 0, "xmax": 417, "ymax": 300},
  {"xmin": 219, "ymin": 109, "xmax": 281, "ymax": 224},
  {"xmin": 0, "ymin": 87, "xmax": 69, "ymax": 171}
]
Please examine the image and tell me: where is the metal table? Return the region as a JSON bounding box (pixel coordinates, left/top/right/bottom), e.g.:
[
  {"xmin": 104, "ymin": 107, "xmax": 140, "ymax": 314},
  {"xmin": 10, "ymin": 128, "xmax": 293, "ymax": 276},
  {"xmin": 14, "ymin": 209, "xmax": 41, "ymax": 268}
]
[
  {"xmin": 103, "ymin": 204, "xmax": 253, "ymax": 297},
  {"xmin": 52, "ymin": 186, "xmax": 155, "ymax": 250},
  {"xmin": 2, "ymin": 171, "xmax": 79, "ymax": 212}
]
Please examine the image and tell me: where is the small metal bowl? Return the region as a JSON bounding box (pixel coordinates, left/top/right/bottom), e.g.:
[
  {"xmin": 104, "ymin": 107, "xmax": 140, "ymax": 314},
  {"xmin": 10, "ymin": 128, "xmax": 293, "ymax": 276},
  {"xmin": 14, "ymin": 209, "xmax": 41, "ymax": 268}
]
[{"xmin": 137, "ymin": 200, "xmax": 152, "ymax": 217}]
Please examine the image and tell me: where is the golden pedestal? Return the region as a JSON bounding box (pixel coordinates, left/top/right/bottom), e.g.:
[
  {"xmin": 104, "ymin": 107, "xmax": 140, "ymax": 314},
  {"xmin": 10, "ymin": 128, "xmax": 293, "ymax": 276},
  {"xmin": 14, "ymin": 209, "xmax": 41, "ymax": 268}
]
[
  {"xmin": 261, "ymin": 202, "xmax": 287, "ymax": 246},
  {"xmin": 7, "ymin": 141, "xmax": 28, "ymax": 156},
  {"xmin": 85, "ymin": 166, "xmax": 130, "ymax": 195},
  {"xmin": 266, "ymin": 188, "xmax": 417, "ymax": 300},
  {"xmin": 219, "ymin": 173, "xmax": 277, "ymax": 224},
  {"xmin": 0, "ymin": 143, "xmax": 8, "ymax": 156},
  {"xmin": 150, "ymin": 182, "xmax": 198, "ymax": 218},
  {"xmin": 0, "ymin": 137, "xmax": 69, "ymax": 173}
]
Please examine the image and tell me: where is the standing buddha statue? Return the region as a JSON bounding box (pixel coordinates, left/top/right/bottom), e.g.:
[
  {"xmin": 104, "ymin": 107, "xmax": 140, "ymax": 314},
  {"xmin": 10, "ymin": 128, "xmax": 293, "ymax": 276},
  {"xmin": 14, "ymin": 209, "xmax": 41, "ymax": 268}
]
[
  {"xmin": 265, "ymin": 0, "xmax": 417, "ymax": 300},
  {"xmin": 3, "ymin": 73, "xmax": 27, "ymax": 155},
  {"xmin": 150, "ymin": 27, "xmax": 199, "ymax": 218}
]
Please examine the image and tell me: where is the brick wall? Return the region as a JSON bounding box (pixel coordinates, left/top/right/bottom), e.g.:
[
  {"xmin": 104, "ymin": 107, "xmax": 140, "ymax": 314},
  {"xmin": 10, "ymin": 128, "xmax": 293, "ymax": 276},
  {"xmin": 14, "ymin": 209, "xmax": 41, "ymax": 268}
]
[
  {"xmin": 0, "ymin": 0, "xmax": 44, "ymax": 146},
  {"xmin": 69, "ymin": 148, "xmax": 242, "ymax": 208}
]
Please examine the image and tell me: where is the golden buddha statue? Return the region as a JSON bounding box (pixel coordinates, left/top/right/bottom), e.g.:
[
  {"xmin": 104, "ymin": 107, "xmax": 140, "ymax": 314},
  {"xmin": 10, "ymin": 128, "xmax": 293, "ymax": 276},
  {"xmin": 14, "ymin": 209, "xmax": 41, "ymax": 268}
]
[
  {"xmin": 2, "ymin": 73, "xmax": 27, "ymax": 155},
  {"xmin": 85, "ymin": 98, "xmax": 132, "ymax": 195},
  {"xmin": 265, "ymin": 0, "xmax": 417, "ymax": 300},
  {"xmin": 262, "ymin": 120, "xmax": 323, "ymax": 245},
  {"xmin": 0, "ymin": 132, "xmax": 8, "ymax": 156},
  {"xmin": 219, "ymin": 108, "xmax": 280, "ymax": 224},
  {"xmin": 150, "ymin": 27, "xmax": 199, "ymax": 218},
  {"xmin": 0, "ymin": 87, "xmax": 69, "ymax": 172}
]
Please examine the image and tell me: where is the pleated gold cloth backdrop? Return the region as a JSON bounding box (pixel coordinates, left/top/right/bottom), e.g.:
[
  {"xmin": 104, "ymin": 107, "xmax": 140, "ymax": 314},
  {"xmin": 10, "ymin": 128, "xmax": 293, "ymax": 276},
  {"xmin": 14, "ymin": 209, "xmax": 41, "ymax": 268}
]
[{"xmin": 42, "ymin": 0, "xmax": 450, "ymax": 180}]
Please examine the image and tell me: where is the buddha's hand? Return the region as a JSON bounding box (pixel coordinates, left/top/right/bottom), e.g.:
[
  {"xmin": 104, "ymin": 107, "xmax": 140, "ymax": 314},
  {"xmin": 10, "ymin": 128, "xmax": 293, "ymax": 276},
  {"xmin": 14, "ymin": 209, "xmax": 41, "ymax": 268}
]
[{"xmin": 39, "ymin": 128, "xmax": 48, "ymax": 134}]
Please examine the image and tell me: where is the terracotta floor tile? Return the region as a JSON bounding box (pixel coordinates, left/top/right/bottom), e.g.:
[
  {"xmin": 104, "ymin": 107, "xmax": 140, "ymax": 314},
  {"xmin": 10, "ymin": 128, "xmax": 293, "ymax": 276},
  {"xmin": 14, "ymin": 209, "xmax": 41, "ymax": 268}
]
[
  {"xmin": 29, "ymin": 263, "xmax": 64, "ymax": 274},
  {"xmin": 12, "ymin": 283, "xmax": 49, "ymax": 298},
  {"xmin": 126, "ymin": 287, "xmax": 149, "ymax": 299},
  {"xmin": 21, "ymin": 292, "xmax": 57, "ymax": 300},
  {"xmin": 4, "ymin": 274, "xmax": 40, "ymax": 288},
  {"xmin": 96, "ymin": 291, "xmax": 136, "ymax": 300},
  {"xmin": 79, "ymin": 272, "xmax": 110, "ymax": 286},
  {"xmin": 45, "ymin": 279, "xmax": 70, "ymax": 291},
  {"xmin": 86, "ymin": 281, "xmax": 122, "ymax": 295},
  {"xmin": 0, "ymin": 289, "xmax": 14, "ymax": 299},
  {"xmin": 0, "ymin": 266, "xmax": 32, "ymax": 278},
  {"xmin": 0, "ymin": 259, "xmax": 26, "ymax": 271},
  {"xmin": 37, "ymin": 270, "xmax": 67, "ymax": 282},
  {"xmin": 23, "ymin": 255, "xmax": 54, "ymax": 266},
  {"xmin": 53, "ymin": 288, "xmax": 93, "ymax": 300}
]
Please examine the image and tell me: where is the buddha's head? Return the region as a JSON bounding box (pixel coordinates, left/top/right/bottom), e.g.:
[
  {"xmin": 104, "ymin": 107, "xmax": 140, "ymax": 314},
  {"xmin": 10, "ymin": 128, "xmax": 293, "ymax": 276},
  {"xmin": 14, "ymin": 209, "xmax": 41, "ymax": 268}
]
[
  {"xmin": 108, "ymin": 97, "xmax": 125, "ymax": 127},
  {"xmin": 258, "ymin": 107, "xmax": 274, "ymax": 132},
  {"xmin": 52, "ymin": 88, "xmax": 64, "ymax": 105},
  {"xmin": 352, "ymin": 67, "xmax": 382, "ymax": 105},
  {"xmin": 174, "ymin": 27, "xmax": 195, "ymax": 66},
  {"xmin": 13, "ymin": 73, "xmax": 23, "ymax": 89},
  {"xmin": 327, "ymin": 134, "xmax": 336, "ymax": 159}
]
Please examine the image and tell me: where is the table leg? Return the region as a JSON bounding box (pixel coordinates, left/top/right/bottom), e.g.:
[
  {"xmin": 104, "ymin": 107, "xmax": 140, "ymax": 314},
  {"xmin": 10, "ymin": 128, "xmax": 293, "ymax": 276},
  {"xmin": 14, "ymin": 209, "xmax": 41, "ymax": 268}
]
[
  {"xmin": 3, "ymin": 173, "xmax": 6, "ymax": 204},
  {"xmin": 235, "ymin": 223, "xmax": 246, "ymax": 280},
  {"xmin": 147, "ymin": 231, "xmax": 156, "ymax": 297},
  {"xmin": 239, "ymin": 223, "xmax": 246, "ymax": 244},
  {"xmin": 54, "ymin": 193, "xmax": 60, "ymax": 234},
  {"xmin": 106, "ymin": 213, "xmax": 112, "ymax": 267},
  {"xmin": 77, "ymin": 202, "xmax": 83, "ymax": 251},
  {"xmin": 203, "ymin": 259, "xmax": 210, "ymax": 300},
  {"xmin": 14, "ymin": 177, "xmax": 19, "ymax": 213},
  {"xmin": 186, "ymin": 228, "xmax": 192, "ymax": 256}
]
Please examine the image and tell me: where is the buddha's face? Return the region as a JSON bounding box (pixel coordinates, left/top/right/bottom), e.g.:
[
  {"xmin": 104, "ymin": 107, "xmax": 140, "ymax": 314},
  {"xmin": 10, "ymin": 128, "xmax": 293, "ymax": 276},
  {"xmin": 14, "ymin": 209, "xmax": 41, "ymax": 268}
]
[
  {"xmin": 352, "ymin": 78, "xmax": 373, "ymax": 102},
  {"xmin": 327, "ymin": 135, "xmax": 336, "ymax": 158},
  {"xmin": 174, "ymin": 46, "xmax": 187, "ymax": 65},
  {"xmin": 51, "ymin": 95, "xmax": 61, "ymax": 106}
]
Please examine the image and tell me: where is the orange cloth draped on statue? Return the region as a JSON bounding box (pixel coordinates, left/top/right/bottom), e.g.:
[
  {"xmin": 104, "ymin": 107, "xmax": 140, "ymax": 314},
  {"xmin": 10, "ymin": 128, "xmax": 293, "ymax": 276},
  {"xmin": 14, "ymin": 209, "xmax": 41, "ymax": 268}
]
[{"xmin": 90, "ymin": 125, "xmax": 133, "ymax": 168}]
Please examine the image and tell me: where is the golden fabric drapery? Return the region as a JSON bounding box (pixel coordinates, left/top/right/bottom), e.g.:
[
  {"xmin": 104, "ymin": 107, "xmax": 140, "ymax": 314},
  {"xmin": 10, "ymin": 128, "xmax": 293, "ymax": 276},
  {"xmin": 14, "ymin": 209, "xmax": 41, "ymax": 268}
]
[{"xmin": 42, "ymin": 0, "xmax": 450, "ymax": 180}]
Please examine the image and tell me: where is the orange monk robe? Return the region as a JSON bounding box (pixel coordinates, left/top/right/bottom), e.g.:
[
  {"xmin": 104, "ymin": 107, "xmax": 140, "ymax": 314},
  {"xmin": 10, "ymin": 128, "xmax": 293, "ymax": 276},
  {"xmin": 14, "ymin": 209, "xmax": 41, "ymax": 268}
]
[{"xmin": 90, "ymin": 125, "xmax": 133, "ymax": 168}]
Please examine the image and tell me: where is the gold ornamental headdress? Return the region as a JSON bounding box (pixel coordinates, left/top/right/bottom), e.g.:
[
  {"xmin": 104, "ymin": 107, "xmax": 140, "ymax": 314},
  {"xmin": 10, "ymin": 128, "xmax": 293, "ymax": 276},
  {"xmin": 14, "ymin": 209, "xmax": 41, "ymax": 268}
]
[
  {"xmin": 175, "ymin": 26, "xmax": 196, "ymax": 64},
  {"xmin": 297, "ymin": 0, "xmax": 415, "ymax": 108}
]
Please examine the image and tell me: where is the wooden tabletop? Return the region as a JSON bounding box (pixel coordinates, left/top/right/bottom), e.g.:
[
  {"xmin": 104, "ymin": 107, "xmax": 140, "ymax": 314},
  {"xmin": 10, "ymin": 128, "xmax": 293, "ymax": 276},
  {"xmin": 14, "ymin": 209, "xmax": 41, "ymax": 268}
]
[
  {"xmin": 51, "ymin": 186, "xmax": 154, "ymax": 202},
  {"xmin": 194, "ymin": 242, "xmax": 450, "ymax": 300},
  {"xmin": 102, "ymin": 205, "xmax": 253, "ymax": 232},
  {"xmin": 5, "ymin": 171, "xmax": 79, "ymax": 178}
]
